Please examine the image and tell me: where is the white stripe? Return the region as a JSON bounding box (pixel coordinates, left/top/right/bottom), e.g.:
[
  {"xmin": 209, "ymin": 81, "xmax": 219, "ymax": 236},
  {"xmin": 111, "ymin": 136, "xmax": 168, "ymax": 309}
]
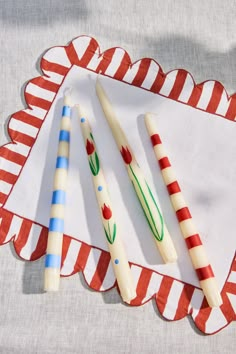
[
  {"xmin": 43, "ymin": 47, "xmax": 71, "ymax": 68},
  {"xmin": 60, "ymin": 240, "xmax": 82, "ymax": 276},
  {"xmin": 189, "ymin": 288, "xmax": 204, "ymax": 319},
  {"xmin": 162, "ymin": 281, "xmax": 184, "ymax": 319},
  {"xmin": 159, "ymin": 70, "xmax": 178, "ymax": 97},
  {"xmin": 26, "ymin": 83, "xmax": 55, "ymax": 101},
  {"xmin": 205, "ymin": 307, "xmax": 227, "ymax": 334},
  {"xmin": 196, "ymin": 81, "xmax": 215, "ymax": 110},
  {"xmin": 104, "ymin": 49, "xmax": 126, "ymax": 77},
  {"xmin": 227, "ymin": 270, "xmax": 236, "ymax": 283},
  {"xmin": 4, "ymin": 215, "xmax": 23, "ymax": 242},
  {"xmin": 129, "ymin": 264, "xmax": 143, "ymax": 289},
  {"xmin": 226, "ymin": 293, "xmax": 236, "ymax": 313},
  {"xmin": 142, "ymin": 272, "xmax": 163, "ymax": 302},
  {"xmin": 141, "ymin": 61, "xmax": 160, "ymax": 90},
  {"xmin": 10, "ymin": 119, "xmax": 38, "ymax": 138},
  {"xmin": 42, "ymin": 71, "xmax": 64, "ymax": 85},
  {"xmin": 5, "ymin": 142, "xmax": 30, "ymax": 157},
  {"xmin": 24, "ymin": 106, "xmax": 47, "ymax": 120},
  {"xmin": 0, "ymin": 157, "xmax": 22, "ymax": 174},
  {"xmin": 83, "ymin": 248, "xmax": 102, "ymax": 284},
  {"xmin": 100, "ymin": 260, "xmax": 116, "ymax": 290},
  {"xmin": 177, "ymin": 74, "xmax": 194, "ymax": 103},
  {"xmin": 19, "ymin": 223, "xmax": 42, "ymax": 259},
  {"xmin": 215, "ymin": 91, "xmax": 231, "ymax": 116},
  {"xmin": 0, "ymin": 180, "xmax": 12, "ymax": 195},
  {"xmin": 122, "ymin": 62, "xmax": 141, "ymax": 84},
  {"xmin": 72, "ymin": 36, "xmax": 92, "ymax": 60},
  {"xmin": 87, "ymin": 51, "xmax": 103, "ymax": 71}
]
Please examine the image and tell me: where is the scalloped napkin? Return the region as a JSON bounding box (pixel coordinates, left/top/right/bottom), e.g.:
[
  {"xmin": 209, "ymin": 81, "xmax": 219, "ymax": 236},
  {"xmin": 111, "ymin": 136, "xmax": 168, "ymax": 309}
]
[
  {"xmin": 6, "ymin": 67, "xmax": 236, "ymax": 290},
  {"xmin": 0, "ymin": 36, "xmax": 235, "ymax": 334}
]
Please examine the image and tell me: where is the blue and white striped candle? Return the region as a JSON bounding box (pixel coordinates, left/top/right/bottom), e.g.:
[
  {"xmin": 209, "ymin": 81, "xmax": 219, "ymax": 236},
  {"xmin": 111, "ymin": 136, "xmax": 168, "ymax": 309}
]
[{"xmin": 44, "ymin": 93, "xmax": 72, "ymax": 291}]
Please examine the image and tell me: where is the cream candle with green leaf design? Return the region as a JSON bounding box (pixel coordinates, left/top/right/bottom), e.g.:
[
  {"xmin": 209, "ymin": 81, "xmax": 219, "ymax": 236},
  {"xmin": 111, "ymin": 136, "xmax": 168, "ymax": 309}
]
[
  {"xmin": 96, "ymin": 77, "xmax": 177, "ymax": 263},
  {"xmin": 77, "ymin": 106, "xmax": 136, "ymax": 303}
]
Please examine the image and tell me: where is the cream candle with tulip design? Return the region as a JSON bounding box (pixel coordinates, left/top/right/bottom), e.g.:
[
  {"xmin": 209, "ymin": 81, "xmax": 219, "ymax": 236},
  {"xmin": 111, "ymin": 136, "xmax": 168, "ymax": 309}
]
[
  {"xmin": 96, "ymin": 77, "xmax": 177, "ymax": 263},
  {"xmin": 77, "ymin": 107, "xmax": 136, "ymax": 303}
]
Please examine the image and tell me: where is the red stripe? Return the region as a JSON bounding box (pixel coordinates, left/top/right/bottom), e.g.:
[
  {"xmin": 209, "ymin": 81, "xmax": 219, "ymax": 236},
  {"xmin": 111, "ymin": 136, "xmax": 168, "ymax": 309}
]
[
  {"xmin": 41, "ymin": 58, "xmax": 70, "ymax": 76},
  {"xmin": 187, "ymin": 83, "xmax": 204, "ymax": 107},
  {"xmin": 0, "ymin": 192, "xmax": 8, "ymax": 204},
  {"xmin": 132, "ymin": 59, "xmax": 152, "ymax": 87},
  {"xmin": 9, "ymin": 129, "xmax": 35, "ymax": 146},
  {"xmin": 150, "ymin": 69, "xmax": 165, "ymax": 93},
  {"xmin": 65, "ymin": 42, "xmax": 80, "ymax": 65},
  {"xmin": 194, "ymin": 298, "xmax": 212, "ymax": 333},
  {"xmin": 12, "ymin": 111, "xmax": 43, "ymax": 129},
  {"xmin": 230, "ymin": 258, "xmax": 236, "ymax": 272},
  {"xmin": 75, "ymin": 242, "xmax": 92, "ymax": 272},
  {"xmin": 78, "ymin": 37, "xmax": 99, "ymax": 68},
  {"xmin": 0, "ymin": 147, "xmax": 26, "ymax": 165},
  {"xmin": 167, "ymin": 181, "xmax": 181, "ymax": 195},
  {"xmin": 225, "ymin": 95, "xmax": 236, "ymax": 120},
  {"xmin": 113, "ymin": 52, "xmax": 130, "ymax": 80},
  {"xmin": 25, "ymin": 92, "xmax": 51, "ymax": 111},
  {"xmin": 196, "ymin": 265, "xmax": 215, "ymax": 281},
  {"xmin": 60, "ymin": 236, "xmax": 72, "ymax": 270},
  {"xmin": 156, "ymin": 276, "xmax": 174, "ymax": 315},
  {"xmin": 151, "ymin": 134, "xmax": 161, "ymax": 146},
  {"xmin": 185, "ymin": 234, "xmax": 202, "ymax": 249},
  {"xmin": 89, "ymin": 251, "xmax": 111, "ymax": 290},
  {"xmin": 96, "ymin": 48, "xmax": 116, "ymax": 74},
  {"xmin": 220, "ymin": 292, "xmax": 235, "ymax": 323},
  {"xmin": 30, "ymin": 77, "xmax": 60, "ymax": 93},
  {"xmin": 130, "ymin": 268, "xmax": 153, "ymax": 305},
  {"xmin": 158, "ymin": 156, "xmax": 171, "ymax": 170},
  {"xmin": 168, "ymin": 70, "xmax": 188, "ymax": 100},
  {"xmin": 14, "ymin": 219, "xmax": 32, "ymax": 254},
  {"xmin": 224, "ymin": 281, "xmax": 236, "ymax": 294},
  {"xmin": 0, "ymin": 209, "xmax": 13, "ymax": 244},
  {"xmin": 30, "ymin": 226, "xmax": 48, "ymax": 260},
  {"xmin": 174, "ymin": 284, "xmax": 195, "ymax": 320},
  {"xmin": 206, "ymin": 81, "xmax": 224, "ymax": 114},
  {"xmin": 0, "ymin": 170, "xmax": 18, "ymax": 184},
  {"xmin": 176, "ymin": 207, "xmax": 192, "ymax": 222}
]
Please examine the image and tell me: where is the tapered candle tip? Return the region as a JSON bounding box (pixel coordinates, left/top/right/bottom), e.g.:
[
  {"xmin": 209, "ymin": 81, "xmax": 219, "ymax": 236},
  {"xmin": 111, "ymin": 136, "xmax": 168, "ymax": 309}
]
[{"xmin": 64, "ymin": 87, "xmax": 73, "ymax": 106}]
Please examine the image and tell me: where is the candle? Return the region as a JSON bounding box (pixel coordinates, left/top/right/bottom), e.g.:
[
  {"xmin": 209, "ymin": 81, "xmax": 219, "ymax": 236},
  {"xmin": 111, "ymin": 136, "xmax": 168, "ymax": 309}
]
[
  {"xmin": 44, "ymin": 91, "xmax": 72, "ymax": 291},
  {"xmin": 77, "ymin": 106, "xmax": 136, "ymax": 303},
  {"xmin": 96, "ymin": 77, "xmax": 177, "ymax": 263},
  {"xmin": 145, "ymin": 112, "xmax": 223, "ymax": 307}
]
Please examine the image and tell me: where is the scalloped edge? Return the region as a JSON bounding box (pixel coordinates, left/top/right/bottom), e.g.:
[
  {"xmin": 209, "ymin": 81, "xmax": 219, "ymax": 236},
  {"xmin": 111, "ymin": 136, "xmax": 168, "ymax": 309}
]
[{"xmin": 0, "ymin": 35, "xmax": 235, "ymax": 335}]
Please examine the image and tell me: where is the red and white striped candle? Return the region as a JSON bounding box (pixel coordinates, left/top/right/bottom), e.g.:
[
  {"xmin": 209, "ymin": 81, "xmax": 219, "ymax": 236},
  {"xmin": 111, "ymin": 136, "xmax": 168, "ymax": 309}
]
[{"xmin": 145, "ymin": 112, "xmax": 222, "ymax": 308}]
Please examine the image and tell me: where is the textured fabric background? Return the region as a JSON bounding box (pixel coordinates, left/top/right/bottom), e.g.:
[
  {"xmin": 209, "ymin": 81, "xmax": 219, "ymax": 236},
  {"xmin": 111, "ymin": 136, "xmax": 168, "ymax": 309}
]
[{"xmin": 0, "ymin": 1, "xmax": 235, "ymax": 353}]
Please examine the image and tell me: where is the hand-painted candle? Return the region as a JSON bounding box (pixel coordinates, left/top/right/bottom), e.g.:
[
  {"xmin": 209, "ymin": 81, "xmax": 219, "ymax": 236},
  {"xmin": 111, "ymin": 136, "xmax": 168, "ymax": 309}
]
[
  {"xmin": 78, "ymin": 108, "xmax": 136, "ymax": 303},
  {"xmin": 145, "ymin": 112, "xmax": 223, "ymax": 308},
  {"xmin": 96, "ymin": 77, "xmax": 177, "ymax": 263},
  {"xmin": 44, "ymin": 92, "xmax": 72, "ymax": 291}
]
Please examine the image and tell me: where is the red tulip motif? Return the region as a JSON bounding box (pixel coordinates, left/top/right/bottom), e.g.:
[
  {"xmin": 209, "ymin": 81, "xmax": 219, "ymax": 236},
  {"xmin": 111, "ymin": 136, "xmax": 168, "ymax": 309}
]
[
  {"xmin": 101, "ymin": 203, "xmax": 112, "ymax": 220},
  {"xmin": 120, "ymin": 146, "xmax": 132, "ymax": 164},
  {"xmin": 86, "ymin": 139, "xmax": 95, "ymax": 155}
]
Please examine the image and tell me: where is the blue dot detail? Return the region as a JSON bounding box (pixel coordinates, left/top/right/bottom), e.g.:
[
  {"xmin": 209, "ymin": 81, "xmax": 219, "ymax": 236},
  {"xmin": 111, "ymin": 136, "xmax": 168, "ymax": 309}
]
[
  {"xmin": 98, "ymin": 185, "xmax": 103, "ymax": 191},
  {"xmin": 114, "ymin": 259, "xmax": 119, "ymax": 265},
  {"xmin": 81, "ymin": 117, "xmax": 86, "ymax": 123}
]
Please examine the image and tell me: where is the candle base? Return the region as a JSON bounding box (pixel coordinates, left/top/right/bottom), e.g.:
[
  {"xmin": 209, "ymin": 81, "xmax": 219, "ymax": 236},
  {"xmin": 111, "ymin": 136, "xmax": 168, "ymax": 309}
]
[
  {"xmin": 200, "ymin": 278, "xmax": 223, "ymax": 308},
  {"xmin": 44, "ymin": 268, "xmax": 61, "ymax": 292}
]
